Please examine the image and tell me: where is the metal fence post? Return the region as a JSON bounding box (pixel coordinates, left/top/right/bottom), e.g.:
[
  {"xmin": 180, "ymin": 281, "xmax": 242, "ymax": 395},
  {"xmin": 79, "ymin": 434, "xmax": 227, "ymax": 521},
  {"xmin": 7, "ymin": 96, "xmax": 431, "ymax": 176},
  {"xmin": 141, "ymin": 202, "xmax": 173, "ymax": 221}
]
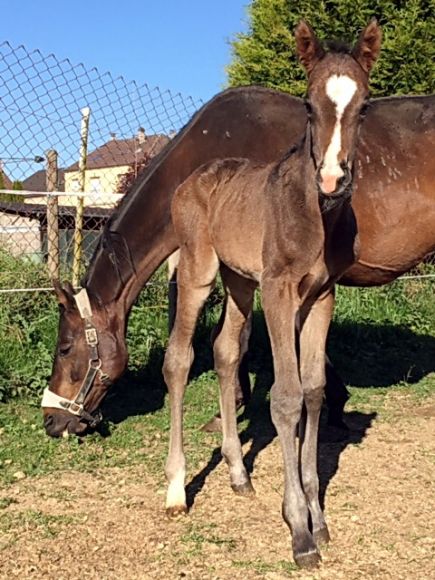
[
  {"xmin": 72, "ymin": 106, "xmax": 90, "ymax": 286},
  {"xmin": 46, "ymin": 149, "xmax": 59, "ymax": 280}
]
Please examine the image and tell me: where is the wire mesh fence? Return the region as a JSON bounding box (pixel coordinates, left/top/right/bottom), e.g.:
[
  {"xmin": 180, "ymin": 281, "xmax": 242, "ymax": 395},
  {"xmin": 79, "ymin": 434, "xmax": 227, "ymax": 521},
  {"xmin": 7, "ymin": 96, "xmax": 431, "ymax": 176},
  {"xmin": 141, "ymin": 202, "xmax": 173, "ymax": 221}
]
[
  {"xmin": 1, "ymin": 40, "xmax": 434, "ymax": 294},
  {"xmin": 0, "ymin": 40, "xmax": 203, "ymax": 291}
]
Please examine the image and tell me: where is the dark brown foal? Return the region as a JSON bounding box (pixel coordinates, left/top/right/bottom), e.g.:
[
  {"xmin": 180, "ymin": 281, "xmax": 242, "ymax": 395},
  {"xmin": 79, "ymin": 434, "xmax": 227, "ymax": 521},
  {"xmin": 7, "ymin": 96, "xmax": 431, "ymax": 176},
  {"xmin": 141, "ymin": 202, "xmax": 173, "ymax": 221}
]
[{"xmin": 163, "ymin": 20, "xmax": 381, "ymax": 568}]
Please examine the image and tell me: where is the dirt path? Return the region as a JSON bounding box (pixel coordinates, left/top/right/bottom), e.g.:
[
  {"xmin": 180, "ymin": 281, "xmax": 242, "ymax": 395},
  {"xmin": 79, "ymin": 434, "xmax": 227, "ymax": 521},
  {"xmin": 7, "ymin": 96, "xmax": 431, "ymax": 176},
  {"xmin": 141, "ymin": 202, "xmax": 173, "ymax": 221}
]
[{"xmin": 1, "ymin": 392, "xmax": 434, "ymax": 579}]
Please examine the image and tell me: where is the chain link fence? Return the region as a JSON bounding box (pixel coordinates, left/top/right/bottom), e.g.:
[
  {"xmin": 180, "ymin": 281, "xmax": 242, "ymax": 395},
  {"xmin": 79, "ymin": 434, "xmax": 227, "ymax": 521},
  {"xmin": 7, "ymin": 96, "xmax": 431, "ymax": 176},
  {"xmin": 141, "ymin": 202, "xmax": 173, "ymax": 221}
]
[
  {"xmin": 0, "ymin": 40, "xmax": 203, "ymax": 292},
  {"xmin": 1, "ymin": 40, "xmax": 434, "ymax": 294}
]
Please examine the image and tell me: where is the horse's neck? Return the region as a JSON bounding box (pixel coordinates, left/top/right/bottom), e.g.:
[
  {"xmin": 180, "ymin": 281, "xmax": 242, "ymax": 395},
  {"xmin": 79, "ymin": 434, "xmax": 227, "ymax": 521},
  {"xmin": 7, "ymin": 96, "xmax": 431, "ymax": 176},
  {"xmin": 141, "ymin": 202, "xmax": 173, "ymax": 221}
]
[
  {"xmin": 83, "ymin": 157, "xmax": 179, "ymax": 315},
  {"xmin": 84, "ymin": 223, "xmax": 176, "ymax": 316}
]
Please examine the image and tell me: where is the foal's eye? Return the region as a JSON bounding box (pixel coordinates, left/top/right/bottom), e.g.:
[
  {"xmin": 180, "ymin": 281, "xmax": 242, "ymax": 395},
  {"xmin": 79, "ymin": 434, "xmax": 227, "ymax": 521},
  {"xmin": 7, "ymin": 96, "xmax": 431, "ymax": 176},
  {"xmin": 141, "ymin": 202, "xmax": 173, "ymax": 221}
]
[{"xmin": 59, "ymin": 344, "xmax": 72, "ymax": 357}]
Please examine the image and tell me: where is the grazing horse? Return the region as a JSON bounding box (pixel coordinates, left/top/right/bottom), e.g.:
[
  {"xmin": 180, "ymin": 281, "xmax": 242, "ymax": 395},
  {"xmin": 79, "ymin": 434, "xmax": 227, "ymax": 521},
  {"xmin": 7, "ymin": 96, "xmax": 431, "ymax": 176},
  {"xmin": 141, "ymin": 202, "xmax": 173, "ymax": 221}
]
[
  {"xmin": 41, "ymin": 46, "xmax": 434, "ymax": 440},
  {"xmin": 162, "ymin": 21, "xmax": 381, "ymax": 568}
]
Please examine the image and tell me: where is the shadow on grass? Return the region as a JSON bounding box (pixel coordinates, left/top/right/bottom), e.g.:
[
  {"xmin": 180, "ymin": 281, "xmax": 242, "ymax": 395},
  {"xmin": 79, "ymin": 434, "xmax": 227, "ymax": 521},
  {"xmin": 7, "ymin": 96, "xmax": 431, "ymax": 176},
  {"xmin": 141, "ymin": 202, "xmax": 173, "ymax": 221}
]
[
  {"xmin": 100, "ymin": 312, "xmax": 433, "ymax": 504},
  {"xmin": 328, "ymin": 320, "xmax": 435, "ymax": 388},
  {"xmin": 186, "ymin": 311, "xmax": 433, "ymax": 508},
  {"xmin": 101, "ymin": 343, "xmax": 167, "ymax": 424},
  {"xmin": 101, "ymin": 312, "xmax": 434, "ymax": 426},
  {"xmin": 185, "ymin": 359, "xmax": 377, "ymax": 510}
]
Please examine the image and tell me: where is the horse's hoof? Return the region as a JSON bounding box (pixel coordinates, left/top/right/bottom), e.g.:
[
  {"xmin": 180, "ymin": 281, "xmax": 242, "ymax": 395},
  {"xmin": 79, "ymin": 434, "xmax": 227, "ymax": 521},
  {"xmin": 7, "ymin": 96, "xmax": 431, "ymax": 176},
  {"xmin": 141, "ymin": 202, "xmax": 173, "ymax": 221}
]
[
  {"xmin": 200, "ymin": 416, "xmax": 222, "ymax": 433},
  {"xmin": 231, "ymin": 480, "xmax": 256, "ymax": 496},
  {"xmin": 166, "ymin": 505, "xmax": 188, "ymax": 518},
  {"xmin": 294, "ymin": 549, "xmax": 321, "ymax": 569},
  {"xmin": 313, "ymin": 526, "xmax": 331, "ymax": 546}
]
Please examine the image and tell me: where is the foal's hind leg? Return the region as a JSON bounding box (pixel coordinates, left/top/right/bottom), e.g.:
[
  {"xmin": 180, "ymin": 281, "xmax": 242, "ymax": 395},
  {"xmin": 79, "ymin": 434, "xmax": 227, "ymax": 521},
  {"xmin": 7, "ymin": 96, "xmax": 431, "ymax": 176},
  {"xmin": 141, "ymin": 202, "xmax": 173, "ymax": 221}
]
[
  {"xmin": 213, "ymin": 267, "xmax": 256, "ymax": 495},
  {"xmin": 299, "ymin": 291, "xmax": 335, "ymax": 546},
  {"xmin": 163, "ymin": 245, "xmax": 219, "ymax": 516},
  {"xmin": 201, "ymin": 304, "xmax": 252, "ymax": 433}
]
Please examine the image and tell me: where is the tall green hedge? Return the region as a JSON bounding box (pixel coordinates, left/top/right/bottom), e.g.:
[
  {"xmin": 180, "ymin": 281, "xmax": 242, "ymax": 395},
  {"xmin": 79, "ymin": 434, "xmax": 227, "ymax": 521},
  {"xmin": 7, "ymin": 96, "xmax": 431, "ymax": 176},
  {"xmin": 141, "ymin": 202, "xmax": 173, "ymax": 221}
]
[{"xmin": 227, "ymin": 0, "xmax": 435, "ymax": 96}]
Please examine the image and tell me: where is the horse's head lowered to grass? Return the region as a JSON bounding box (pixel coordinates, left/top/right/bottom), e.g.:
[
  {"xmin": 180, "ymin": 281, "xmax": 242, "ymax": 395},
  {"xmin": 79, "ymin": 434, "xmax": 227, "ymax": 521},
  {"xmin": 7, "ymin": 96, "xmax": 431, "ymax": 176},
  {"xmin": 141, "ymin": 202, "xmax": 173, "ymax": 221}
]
[{"xmin": 42, "ymin": 281, "xmax": 128, "ymax": 437}]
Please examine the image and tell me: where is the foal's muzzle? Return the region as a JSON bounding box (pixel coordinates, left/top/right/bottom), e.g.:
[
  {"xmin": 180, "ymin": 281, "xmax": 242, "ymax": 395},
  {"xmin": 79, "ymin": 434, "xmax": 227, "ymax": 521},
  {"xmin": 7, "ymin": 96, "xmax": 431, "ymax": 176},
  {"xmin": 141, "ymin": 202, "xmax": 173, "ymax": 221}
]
[{"xmin": 316, "ymin": 162, "xmax": 352, "ymax": 197}]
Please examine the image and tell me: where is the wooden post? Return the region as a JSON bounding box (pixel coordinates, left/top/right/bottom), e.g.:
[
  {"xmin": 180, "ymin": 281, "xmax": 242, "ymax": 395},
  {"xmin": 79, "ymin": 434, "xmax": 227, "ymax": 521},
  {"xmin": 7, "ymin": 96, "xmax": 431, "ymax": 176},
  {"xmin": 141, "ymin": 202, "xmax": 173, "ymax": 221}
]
[
  {"xmin": 72, "ymin": 106, "xmax": 90, "ymax": 286},
  {"xmin": 46, "ymin": 149, "xmax": 59, "ymax": 280}
]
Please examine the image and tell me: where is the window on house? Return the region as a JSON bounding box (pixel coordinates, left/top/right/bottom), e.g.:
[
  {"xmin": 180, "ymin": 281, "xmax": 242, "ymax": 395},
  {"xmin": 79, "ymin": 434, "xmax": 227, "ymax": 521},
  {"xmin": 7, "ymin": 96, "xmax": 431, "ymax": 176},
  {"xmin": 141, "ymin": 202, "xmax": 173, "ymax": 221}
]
[{"xmin": 90, "ymin": 177, "xmax": 101, "ymax": 194}]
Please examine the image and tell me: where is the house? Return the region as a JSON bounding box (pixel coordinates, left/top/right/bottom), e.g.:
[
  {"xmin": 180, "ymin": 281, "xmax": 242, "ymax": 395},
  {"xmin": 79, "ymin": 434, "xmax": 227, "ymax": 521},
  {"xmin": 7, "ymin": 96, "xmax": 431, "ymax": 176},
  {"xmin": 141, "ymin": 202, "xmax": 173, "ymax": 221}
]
[
  {"xmin": 0, "ymin": 130, "xmax": 169, "ymax": 263},
  {"xmin": 63, "ymin": 129, "xmax": 169, "ymax": 205},
  {"xmin": 0, "ymin": 199, "xmax": 111, "ymax": 261},
  {"xmin": 22, "ymin": 168, "xmax": 65, "ymax": 194},
  {"xmin": 0, "ymin": 169, "xmax": 13, "ymax": 190}
]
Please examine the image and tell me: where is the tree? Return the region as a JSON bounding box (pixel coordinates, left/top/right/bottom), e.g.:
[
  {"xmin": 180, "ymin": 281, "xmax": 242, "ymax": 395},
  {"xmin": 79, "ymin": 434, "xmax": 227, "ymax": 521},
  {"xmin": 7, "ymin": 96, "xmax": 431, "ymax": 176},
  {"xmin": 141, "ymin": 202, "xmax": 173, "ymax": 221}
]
[
  {"xmin": 227, "ymin": 0, "xmax": 435, "ymax": 96},
  {"xmin": 0, "ymin": 173, "xmax": 22, "ymax": 203},
  {"xmin": 117, "ymin": 152, "xmax": 152, "ymax": 195}
]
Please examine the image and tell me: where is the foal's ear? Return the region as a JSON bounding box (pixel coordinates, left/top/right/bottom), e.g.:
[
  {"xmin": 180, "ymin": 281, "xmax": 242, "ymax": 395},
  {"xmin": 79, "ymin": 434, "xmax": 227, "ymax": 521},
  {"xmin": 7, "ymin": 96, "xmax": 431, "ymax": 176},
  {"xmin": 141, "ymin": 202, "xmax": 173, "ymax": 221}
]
[
  {"xmin": 352, "ymin": 18, "xmax": 382, "ymax": 73},
  {"xmin": 295, "ymin": 20, "xmax": 325, "ymax": 73},
  {"xmin": 52, "ymin": 279, "xmax": 76, "ymax": 311}
]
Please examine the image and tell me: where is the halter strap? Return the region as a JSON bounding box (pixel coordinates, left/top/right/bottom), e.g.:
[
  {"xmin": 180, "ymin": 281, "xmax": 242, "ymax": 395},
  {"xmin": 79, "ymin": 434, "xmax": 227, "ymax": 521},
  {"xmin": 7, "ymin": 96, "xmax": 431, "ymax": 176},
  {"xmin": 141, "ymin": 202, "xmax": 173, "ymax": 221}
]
[{"xmin": 41, "ymin": 288, "xmax": 109, "ymax": 427}]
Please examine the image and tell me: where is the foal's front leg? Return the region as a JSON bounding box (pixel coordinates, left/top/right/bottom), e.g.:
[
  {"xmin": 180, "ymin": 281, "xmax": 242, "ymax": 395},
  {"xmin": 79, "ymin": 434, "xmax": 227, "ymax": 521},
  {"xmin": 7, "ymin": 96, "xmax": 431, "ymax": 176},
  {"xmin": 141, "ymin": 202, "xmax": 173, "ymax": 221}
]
[
  {"xmin": 261, "ymin": 276, "xmax": 320, "ymax": 568},
  {"xmin": 163, "ymin": 248, "xmax": 218, "ymax": 516}
]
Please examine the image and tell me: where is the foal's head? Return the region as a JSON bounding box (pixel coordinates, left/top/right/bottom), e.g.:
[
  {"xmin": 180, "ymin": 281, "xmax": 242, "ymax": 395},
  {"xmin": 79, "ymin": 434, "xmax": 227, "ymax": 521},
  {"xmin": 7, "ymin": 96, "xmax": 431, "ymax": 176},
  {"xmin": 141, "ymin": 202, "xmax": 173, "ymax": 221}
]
[{"xmin": 295, "ymin": 20, "xmax": 382, "ymax": 197}]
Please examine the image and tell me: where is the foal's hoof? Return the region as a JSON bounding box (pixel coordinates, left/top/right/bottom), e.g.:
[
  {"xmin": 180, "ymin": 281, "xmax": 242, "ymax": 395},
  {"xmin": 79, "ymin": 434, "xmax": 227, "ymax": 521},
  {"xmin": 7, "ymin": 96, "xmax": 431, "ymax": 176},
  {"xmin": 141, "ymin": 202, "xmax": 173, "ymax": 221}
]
[
  {"xmin": 313, "ymin": 526, "xmax": 331, "ymax": 546},
  {"xmin": 231, "ymin": 480, "xmax": 256, "ymax": 496},
  {"xmin": 201, "ymin": 416, "xmax": 222, "ymax": 433},
  {"xmin": 166, "ymin": 505, "xmax": 188, "ymax": 518},
  {"xmin": 294, "ymin": 549, "xmax": 321, "ymax": 569}
]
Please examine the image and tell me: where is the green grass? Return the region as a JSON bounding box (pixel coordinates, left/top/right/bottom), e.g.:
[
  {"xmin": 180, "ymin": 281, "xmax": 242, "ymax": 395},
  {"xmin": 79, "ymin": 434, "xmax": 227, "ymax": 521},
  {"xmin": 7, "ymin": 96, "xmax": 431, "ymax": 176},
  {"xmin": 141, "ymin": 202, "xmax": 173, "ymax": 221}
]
[
  {"xmin": 181, "ymin": 522, "xmax": 237, "ymax": 556},
  {"xmin": 0, "ymin": 370, "xmax": 224, "ymax": 486},
  {"xmin": 0, "ymin": 258, "xmax": 434, "ymax": 486}
]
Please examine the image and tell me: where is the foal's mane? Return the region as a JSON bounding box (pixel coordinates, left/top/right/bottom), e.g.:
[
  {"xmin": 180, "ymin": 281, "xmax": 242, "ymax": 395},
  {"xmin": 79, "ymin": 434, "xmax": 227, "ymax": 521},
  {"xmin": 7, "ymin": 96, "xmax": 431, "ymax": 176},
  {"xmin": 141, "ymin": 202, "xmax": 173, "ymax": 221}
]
[{"xmin": 324, "ymin": 39, "xmax": 353, "ymax": 54}]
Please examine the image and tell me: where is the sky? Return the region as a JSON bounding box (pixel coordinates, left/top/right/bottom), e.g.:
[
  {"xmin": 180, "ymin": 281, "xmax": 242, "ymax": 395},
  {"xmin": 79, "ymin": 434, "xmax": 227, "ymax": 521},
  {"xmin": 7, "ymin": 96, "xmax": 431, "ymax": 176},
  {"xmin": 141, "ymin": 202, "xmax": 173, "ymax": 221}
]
[{"xmin": 2, "ymin": 0, "xmax": 249, "ymax": 102}]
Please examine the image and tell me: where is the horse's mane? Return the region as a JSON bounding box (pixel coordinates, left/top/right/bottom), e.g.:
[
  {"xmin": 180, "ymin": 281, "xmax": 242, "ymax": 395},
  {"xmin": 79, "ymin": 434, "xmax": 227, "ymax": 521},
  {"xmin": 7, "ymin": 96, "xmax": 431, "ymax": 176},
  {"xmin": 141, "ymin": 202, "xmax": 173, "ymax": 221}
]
[{"xmin": 82, "ymin": 130, "xmax": 182, "ymax": 291}]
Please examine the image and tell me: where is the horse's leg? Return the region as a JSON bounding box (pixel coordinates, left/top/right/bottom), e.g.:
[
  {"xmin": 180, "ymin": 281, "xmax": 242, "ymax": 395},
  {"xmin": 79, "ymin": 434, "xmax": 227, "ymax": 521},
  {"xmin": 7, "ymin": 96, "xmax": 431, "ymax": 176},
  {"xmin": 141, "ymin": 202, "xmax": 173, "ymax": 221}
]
[
  {"xmin": 237, "ymin": 311, "xmax": 252, "ymax": 408},
  {"xmin": 167, "ymin": 249, "xmax": 180, "ymax": 333},
  {"xmin": 299, "ymin": 291, "xmax": 335, "ymax": 547},
  {"xmin": 201, "ymin": 306, "xmax": 252, "ymax": 433},
  {"xmin": 163, "ymin": 246, "xmax": 218, "ymax": 516},
  {"xmin": 213, "ymin": 267, "xmax": 256, "ymax": 495},
  {"xmin": 261, "ymin": 277, "xmax": 320, "ymax": 568},
  {"xmin": 324, "ymin": 355, "xmax": 350, "ymax": 429}
]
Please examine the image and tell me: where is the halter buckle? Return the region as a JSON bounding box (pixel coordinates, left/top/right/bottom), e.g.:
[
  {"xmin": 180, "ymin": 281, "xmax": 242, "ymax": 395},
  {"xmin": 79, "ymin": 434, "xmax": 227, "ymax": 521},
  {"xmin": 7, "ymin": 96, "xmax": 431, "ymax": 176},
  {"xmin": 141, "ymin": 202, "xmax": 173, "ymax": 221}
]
[
  {"xmin": 69, "ymin": 401, "xmax": 84, "ymax": 415},
  {"xmin": 85, "ymin": 327, "xmax": 98, "ymax": 347},
  {"xmin": 59, "ymin": 399, "xmax": 83, "ymax": 416}
]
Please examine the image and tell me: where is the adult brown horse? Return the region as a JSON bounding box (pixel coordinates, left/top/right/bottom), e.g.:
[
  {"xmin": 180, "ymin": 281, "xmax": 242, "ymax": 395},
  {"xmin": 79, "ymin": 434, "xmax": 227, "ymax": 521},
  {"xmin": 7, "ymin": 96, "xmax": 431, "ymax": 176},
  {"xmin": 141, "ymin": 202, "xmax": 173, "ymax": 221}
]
[{"xmin": 42, "ymin": 56, "xmax": 434, "ymax": 437}]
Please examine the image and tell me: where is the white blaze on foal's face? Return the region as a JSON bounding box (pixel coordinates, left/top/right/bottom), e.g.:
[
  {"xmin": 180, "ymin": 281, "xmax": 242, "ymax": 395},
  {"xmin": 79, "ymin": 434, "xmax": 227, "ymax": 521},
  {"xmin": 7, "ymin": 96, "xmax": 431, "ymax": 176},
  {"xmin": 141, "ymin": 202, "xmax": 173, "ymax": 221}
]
[{"xmin": 320, "ymin": 74, "xmax": 357, "ymax": 194}]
